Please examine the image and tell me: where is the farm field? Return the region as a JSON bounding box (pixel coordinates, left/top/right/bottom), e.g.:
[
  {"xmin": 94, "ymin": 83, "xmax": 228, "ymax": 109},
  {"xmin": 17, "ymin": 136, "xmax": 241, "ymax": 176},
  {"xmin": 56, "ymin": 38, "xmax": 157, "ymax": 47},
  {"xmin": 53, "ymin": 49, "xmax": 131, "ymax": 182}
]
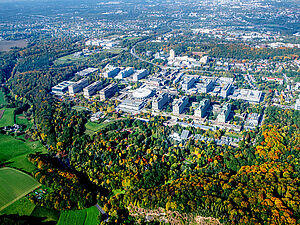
[
  {"xmin": 0, "ymin": 90, "xmax": 6, "ymax": 105},
  {"xmin": 57, "ymin": 206, "xmax": 99, "ymax": 225},
  {"xmin": 0, "ymin": 196, "xmax": 60, "ymax": 222},
  {"xmin": 0, "ymin": 107, "xmax": 15, "ymax": 127},
  {"xmin": 0, "ymin": 167, "xmax": 40, "ymax": 210},
  {"xmin": 0, "ymin": 134, "xmax": 45, "ymax": 164}
]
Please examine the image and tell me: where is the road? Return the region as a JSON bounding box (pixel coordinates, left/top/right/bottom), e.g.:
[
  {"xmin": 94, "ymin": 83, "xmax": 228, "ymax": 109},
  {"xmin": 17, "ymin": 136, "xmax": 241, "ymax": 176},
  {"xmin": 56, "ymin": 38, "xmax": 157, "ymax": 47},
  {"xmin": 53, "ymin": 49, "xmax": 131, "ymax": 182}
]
[{"xmin": 95, "ymin": 203, "xmax": 109, "ymax": 222}]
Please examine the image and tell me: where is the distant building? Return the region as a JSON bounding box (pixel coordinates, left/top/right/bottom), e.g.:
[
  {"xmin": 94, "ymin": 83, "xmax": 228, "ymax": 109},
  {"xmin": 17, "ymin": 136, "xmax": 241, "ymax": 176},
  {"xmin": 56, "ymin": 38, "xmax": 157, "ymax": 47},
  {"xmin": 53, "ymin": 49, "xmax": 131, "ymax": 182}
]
[
  {"xmin": 99, "ymin": 83, "xmax": 119, "ymax": 100},
  {"xmin": 199, "ymin": 55, "xmax": 208, "ymax": 64},
  {"xmin": 152, "ymin": 93, "xmax": 169, "ymax": 111},
  {"xmin": 182, "ymin": 77, "xmax": 195, "ymax": 91},
  {"xmin": 217, "ymin": 103, "xmax": 231, "ymax": 123},
  {"xmin": 75, "ymin": 68, "xmax": 98, "ymax": 77},
  {"xmin": 68, "ymin": 79, "xmax": 89, "ymax": 95},
  {"xmin": 295, "ymin": 99, "xmax": 300, "ymax": 110},
  {"xmin": 194, "ymin": 98, "xmax": 210, "ymax": 118},
  {"xmin": 173, "ymin": 96, "xmax": 189, "ymax": 114},
  {"xmin": 103, "ymin": 66, "xmax": 120, "ymax": 78},
  {"xmin": 83, "ymin": 81, "xmax": 104, "ymax": 98},
  {"xmin": 169, "ymin": 49, "xmax": 175, "ymax": 60},
  {"xmin": 116, "ymin": 68, "xmax": 134, "ymax": 79},
  {"xmin": 220, "ymin": 83, "xmax": 234, "ymax": 98},
  {"xmin": 173, "ymin": 72, "xmax": 184, "ymax": 84},
  {"xmin": 52, "ymin": 81, "xmax": 74, "ymax": 95},
  {"xmin": 133, "ymin": 69, "xmax": 149, "ymax": 81}
]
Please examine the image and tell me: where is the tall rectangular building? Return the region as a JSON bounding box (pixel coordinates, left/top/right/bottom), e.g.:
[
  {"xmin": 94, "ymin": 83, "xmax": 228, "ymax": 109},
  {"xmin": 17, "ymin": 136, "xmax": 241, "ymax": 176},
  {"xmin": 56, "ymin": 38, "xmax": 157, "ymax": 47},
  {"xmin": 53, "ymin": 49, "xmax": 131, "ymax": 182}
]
[
  {"xmin": 103, "ymin": 67, "xmax": 120, "ymax": 78},
  {"xmin": 83, "ymin": 81, "xmax": 104, "ymax": 98},
  {"xmin": 182, "ymin": 77, "xmax": 195, "ymax": 91},
  {"xmin": 173, "ymin": 96, "xmax": 188, "ymax": 114},
  {"xmin": 99, "ymin": 83, "xmax": 119, "ymax": 100},
  {"xmin": 220, "ymin": 83, "xmax": 233, "ymax": 98},
  {"xmin": 68, "ymin": 79, "xmax": 89, "ymax": 95},
  {"xmin": 133, "ymin": 69, "xmax": 149, "ymax": 81},
  {"xmin": 217, "ymin": 103, "xmax": 231, "ymax": 123},
  {"xmin": 152, "ymin": 93, "xmax": 169, "ymax": 111},
  {"xmin": 194, "ymin": 99, "xmax": 210, "ymax": 118}
]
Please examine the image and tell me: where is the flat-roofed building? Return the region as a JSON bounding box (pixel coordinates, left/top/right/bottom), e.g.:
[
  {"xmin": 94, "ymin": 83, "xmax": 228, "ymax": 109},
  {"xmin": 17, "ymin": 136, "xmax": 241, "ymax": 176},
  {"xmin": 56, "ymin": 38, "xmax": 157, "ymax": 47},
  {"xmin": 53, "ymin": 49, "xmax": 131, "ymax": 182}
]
[
  {"xmin": 52, "ymin": 81, "xmax": 74, "ymax": 95},
  {"xmin": 99, "ymin": 83, "xmax": 119, "ymax": 100},
  {"xmin": 199, "ymin": 79, "xmax": 215, "ymax": 93},
  {"xmin": 244, "ymin": 113, "xmax": 261, "ymax": 130},
  {"xmin": 217, "ymin": 103, "xmax": 231, "ymax": 123},
  {"xmin": 182, "ymin": 77, "xmax": 195, "ymax": 91},
  {"xmin": 133, "ymin": 69, "xmax": 149, "ymax": 81},
  {"xmin": 116, "ymin": 68, "xmax": 134, "ymax": 79},
  {"xmin": 68, "ymin": 79, "xmax": 89, "ymax": 95},
  {"xmin": 152, "ymin": 93, "xmax": 169, "ymax": 110},
  {"xmin": 194, "ymin": 98, "xmax": 210, "ymax": 118},
  {"xmin": 83, "ymin": 81, "xmax": 104, "ymax": 98},
  {"xmin": 117, "ymin": 99, "xmax": 145, "ymax": 113},
  {"xmin": 295, "ymin": 99, "xmax": 300, "ymax": 110},
  {"xmin": 103, "ymin": 67, "xmax": 120, "ymax": 78},
  {"xmin": 232, "ymin": 89, "xmax": 263, "ymax": 103},
  {"xmin": 173, "ymin": 96, "xmax": 188, "ymax": 114},
  {"xmin": 220, "ymin": 83, "xmax": 233, "ymax": 98},
  {"xmin": 75, "ymin": 68, "xmax": 98, "ymax": 77}
]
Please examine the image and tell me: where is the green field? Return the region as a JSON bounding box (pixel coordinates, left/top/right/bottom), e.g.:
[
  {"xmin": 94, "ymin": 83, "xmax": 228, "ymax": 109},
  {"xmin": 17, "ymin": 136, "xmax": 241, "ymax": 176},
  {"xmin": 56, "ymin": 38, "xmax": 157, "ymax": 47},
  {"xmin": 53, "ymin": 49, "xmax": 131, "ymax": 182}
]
[
  {"xmin": 54, "ymin": 54, "xmax": 87, "ymax": 66},
  {"xmin": 0, "ymin": 134, "xmax": 45, "ymax": 166},
  {"xmin": 15, "ymin": 114, "xmax": 32, "ymax": 128},
  {"xmin": 0, "ymin": 196, "xmax": 60, "ymax": 222},
  {"xmin": 0, "ymin": 108, "xmax": 15, "ymax": 127},
  {"xmin": 0, "ymin": 90, "xmax": 6, "ymax": 105},
  {"xmin": 72, "ymin": 106, "xmax": 91, "ymax": 112},
  {"xmin": 85, "ymin": 121, "xmax": 104, "ymax": 134},
  {"xmin": 0, "ymin": 167, "xmax": 41, "ymax": 210},
  {"xmin": 57, "ymin": 206, "xmax": 99, "ymax": 225}
]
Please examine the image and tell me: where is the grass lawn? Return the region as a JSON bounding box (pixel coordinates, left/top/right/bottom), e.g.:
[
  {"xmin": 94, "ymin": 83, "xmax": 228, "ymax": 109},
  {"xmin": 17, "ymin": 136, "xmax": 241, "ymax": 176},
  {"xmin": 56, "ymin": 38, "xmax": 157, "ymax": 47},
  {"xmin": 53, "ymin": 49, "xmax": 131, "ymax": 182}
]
[
  {"xmin": 0, "ymin": 167, "xmax": 41, "ymax": 211},
  {"xmin": 0, "ymin": 134, "xmax": 45, "ymax": 164},
  {"xmin": 0, "ymin": 107, "xmax": 15, "ymax": 127},
  {"xmin": 57, "ymin": 206, "xmax": 99, "ymax": 225},
  {"xmin": 0, "ymin": 196, "xmax": 60, "ymax": 222},
  {"xmin": 0, "ymin": 90, "xmax": 6, "ymax": 105},
  {"xmin": 15, "ymin": 114, "xmax": 32, "ymax": 128},
  {"xmin": 54, "ymin": 54, "xmax": 87, "ymax": 66},
  {"xmin": 72, "ymin": 106, "xmax": 91, "ymax": 112}
]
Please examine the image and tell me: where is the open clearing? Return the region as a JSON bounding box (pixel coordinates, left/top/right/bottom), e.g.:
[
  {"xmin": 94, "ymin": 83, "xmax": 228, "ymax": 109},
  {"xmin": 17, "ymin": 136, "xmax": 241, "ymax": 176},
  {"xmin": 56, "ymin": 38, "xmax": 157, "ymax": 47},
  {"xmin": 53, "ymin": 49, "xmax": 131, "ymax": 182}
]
[
  {"xmin": 0, "ymin": 107, "xmax": 15, "ymax": 127},
  {"xmin": 57, "ymin": 206, "xmax": 99, "ymax": 225},
  {"xmin": 0, "ymin": 196, "xmax": 60, "ymax": 222},
  {"xmin": 0, "ymin": 167, "xmax": 40, "ymax": 211},
  {"xmin": 0, "ymin": 90, "xmax": 6, "ymax": 105},
  {"xmin": 0, "ymin": 134, "xmax": 45, "ymax": 164},
  {"xmin": 0, "ymin": 39, "xmax": 27, "ymax": 52}
]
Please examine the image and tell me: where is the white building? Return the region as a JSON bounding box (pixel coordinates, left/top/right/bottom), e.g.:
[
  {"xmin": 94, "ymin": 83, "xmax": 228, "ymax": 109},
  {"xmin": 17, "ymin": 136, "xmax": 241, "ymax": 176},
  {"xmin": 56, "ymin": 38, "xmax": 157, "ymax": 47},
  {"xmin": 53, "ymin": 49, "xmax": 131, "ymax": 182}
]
[
  {"xmin": 68, "ymin": 79, "xmax": 89, "ymax": 95},
  {"xmin": 52, "ymin": 81, "xmax": 74, "ymax": 95},
  {"xmin": 83, "ymin": 81, "xmax": 104, "ymax": 98}
]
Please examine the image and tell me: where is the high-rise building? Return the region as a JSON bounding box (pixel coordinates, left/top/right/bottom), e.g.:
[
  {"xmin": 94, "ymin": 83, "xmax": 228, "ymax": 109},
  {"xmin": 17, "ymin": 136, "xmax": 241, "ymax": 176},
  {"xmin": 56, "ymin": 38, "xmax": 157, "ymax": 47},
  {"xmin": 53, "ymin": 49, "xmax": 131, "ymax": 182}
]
[
  {"xmin": 152, "ymin": 93, "xmax": 169, "ymax": 111},
  {"xmin": 103, "ymin": 66, "xmax": 120, "ymax": 78},
  {"xmin": 68, "ymin": 79, "xmax": 89, "ymax": 95},
  {"xmin": 194, "ymin": 99, "xmax": 210, "ymax": 118},
  {"xmin": 182, "ymin": 77, "xmax": 195, "ymax": 91},
  {"xmin": 169, "ymin": 49, "xmax": 175, "ymax": 60},
  {"xmin": 220, "ymin": 83, "xmax": 233, "ymax": 98},
  {"xmin": 217, "ymin": 103, "xmax": 231, "ymax": 123},
  {"xmin": 133, "ymin": 69, "xmax": 149, "ymax": 81},
  {"xmin": 116, "ymin": 68, "xmax": 134, "ymax": 79},
  {"xmin": 99, "ymin": 83, "xmax": 119, "ymax": 100},
  {"xmin": 173, "ymin": 96, "xmax": 188, "ymax": 114}
]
